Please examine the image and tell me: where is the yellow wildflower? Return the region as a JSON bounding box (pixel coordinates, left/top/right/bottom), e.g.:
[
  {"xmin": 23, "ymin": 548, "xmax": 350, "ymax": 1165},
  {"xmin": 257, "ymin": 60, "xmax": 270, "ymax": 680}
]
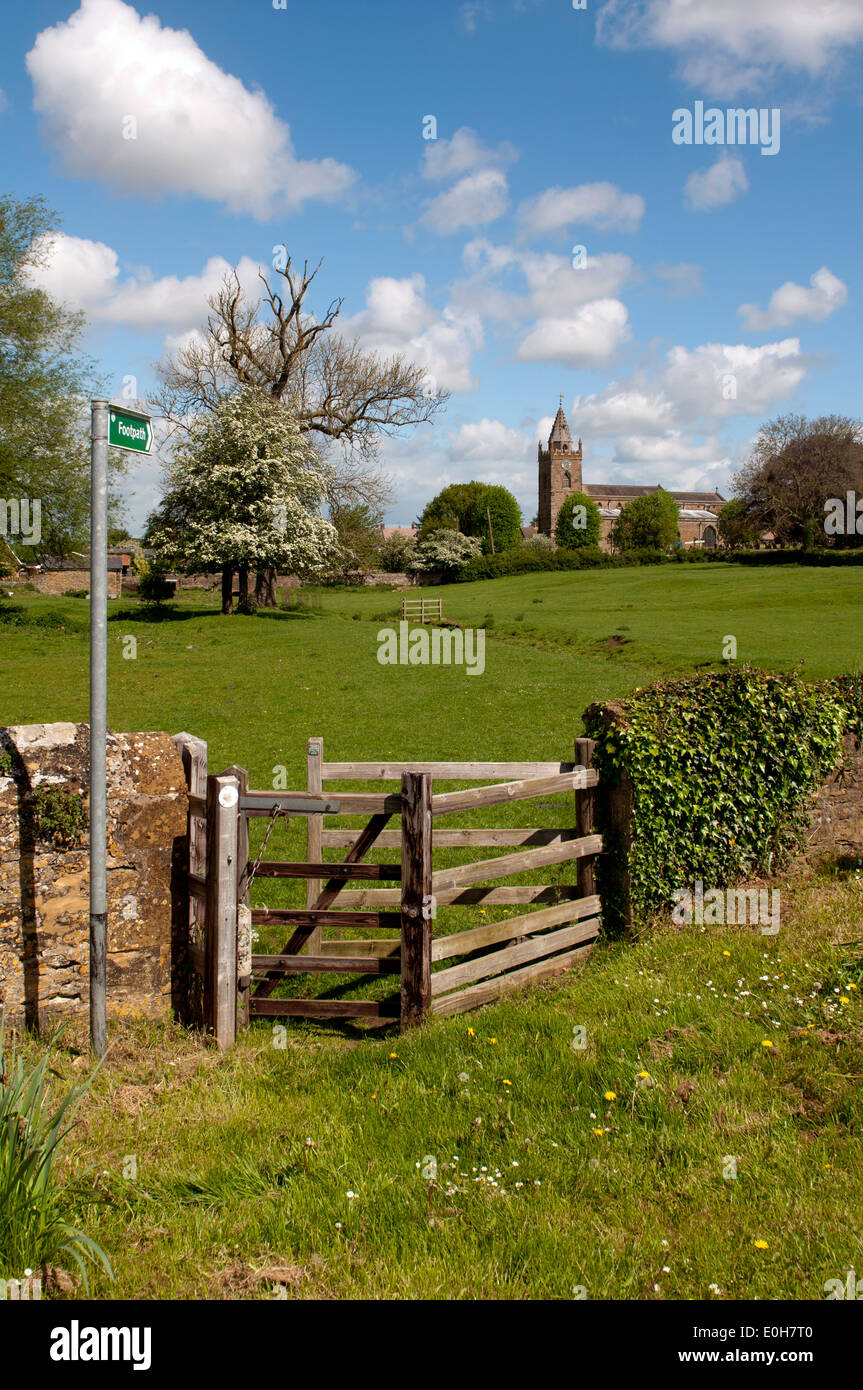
[
  {"xmin": 604, "ymin": 1090, "xmax": 617, "ymax": 1101},
  {"xmin": 753, "ymin": 1239, "xmax": 769, "ymax": 1250}
]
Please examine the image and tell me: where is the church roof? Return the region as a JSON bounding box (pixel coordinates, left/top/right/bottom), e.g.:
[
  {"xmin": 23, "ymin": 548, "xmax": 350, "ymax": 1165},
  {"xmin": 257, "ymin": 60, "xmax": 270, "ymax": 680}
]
[
  {"xmin": 582, "ymin": 483, "xmax": 725, "ymax": 504},
  {"xmin": 549, "ymin": 406, "xmax": 572, "ymax": 446}
]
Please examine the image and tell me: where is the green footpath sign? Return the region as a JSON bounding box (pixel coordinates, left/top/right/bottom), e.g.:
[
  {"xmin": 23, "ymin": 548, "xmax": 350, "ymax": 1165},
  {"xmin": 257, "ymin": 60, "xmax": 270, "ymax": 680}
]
[{"xmin": 109, "ymin": 408, "xmax": 151, "ymax": 454}]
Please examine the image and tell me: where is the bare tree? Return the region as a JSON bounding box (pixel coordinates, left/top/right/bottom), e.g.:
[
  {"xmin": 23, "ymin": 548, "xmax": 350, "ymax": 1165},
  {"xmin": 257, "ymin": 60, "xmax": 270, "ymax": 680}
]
[
  {"xmin": 733, "ymin": 413, "xmax": 863, "ymax": 546},
  {"xmin": 154, "ymin": 254, "xmax": 446, "ymax": 601}
]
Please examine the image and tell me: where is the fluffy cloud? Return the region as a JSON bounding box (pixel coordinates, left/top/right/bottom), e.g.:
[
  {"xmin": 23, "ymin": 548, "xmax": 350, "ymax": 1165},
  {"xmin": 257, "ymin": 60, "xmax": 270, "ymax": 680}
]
[
  {"xmin": 25, "ymin": 232, "xmax": 265, "ymax": 331},
  {"xmin": 570, "ymin": 338, "xmax": 810, "ymax": 439},
  {"xmin": 596, "ymin": 0, "xmax": 863, "ymax": 94},
  {"xmin": 341, "ymin": 274, "xmax": 483, "ymax": 393},
  {"xmin": 516, "ymin": 182, "xmax": 645, "ymax": 240},
  {"xmin": 26, "ymin": 0, "xmax": 355, "ymax": 218},
  {"xmin": 418, "ymin": 168, "xmax": 510, "ymax": 234},
  {"xmin": 739, "ymin": 266, "xmax": 848, "ymax": 331},
  {"xmin": 456, "ymin": 239, "xmax": 635, "ymax": 322},
  {"xmin": 517, "ymin": 299, "xmax": 631, "ymax": 368},
  {"xmin": 422, "ymin": 125, "xmax": 517, "ymax": 181},
  {"xmin": 445, "ymin": 417, "xmax": 531, "ymax": 463},
  {"xmin": 684, "ymin": 157, "xmax": 748, "ymax": 212}
]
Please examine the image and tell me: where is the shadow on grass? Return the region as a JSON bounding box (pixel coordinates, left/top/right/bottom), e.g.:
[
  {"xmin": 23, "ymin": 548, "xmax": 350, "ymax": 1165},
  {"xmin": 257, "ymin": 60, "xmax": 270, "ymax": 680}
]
[{"xmin": 109, "ymin": 604, "xmax": 320, "ymax": 624}]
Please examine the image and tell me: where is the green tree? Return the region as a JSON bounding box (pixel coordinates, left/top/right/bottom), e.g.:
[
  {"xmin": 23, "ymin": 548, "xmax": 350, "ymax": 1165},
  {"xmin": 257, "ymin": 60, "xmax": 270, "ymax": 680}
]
[
  {"xmin": 418, "ymin": 481, "xmax": 522, "ymax": 552},
  {"xmin": 0, "ymin": 194, "xmax": 127, "ymax": 558},
  {"xmin": 331, "ymin": 501, "xmax": 384, "ymax": 573},
  {"xmin": 417, "ymin": 482, "xmax": 486, "ymax": 537},
  {"xmin": 468, "ymin": 484, "xmax": 522, "ymax": 554},
  {"xmin": 717, "ymin": 497, "xmax": 761, "ymax": 550},
  {"xmin": 146, "ymin": 389, "xmax": 339, "ymax": 612},
  {"xmin": 615, "ymin": 489, "xmax": 679, "ymax": 553},
  {"xmin": 733, "ymin": 413, "xmax": 863, "ymax": 547},
  {"xmin": 555, "ymin": 492, "xmax": 601, "ymax": 550}
]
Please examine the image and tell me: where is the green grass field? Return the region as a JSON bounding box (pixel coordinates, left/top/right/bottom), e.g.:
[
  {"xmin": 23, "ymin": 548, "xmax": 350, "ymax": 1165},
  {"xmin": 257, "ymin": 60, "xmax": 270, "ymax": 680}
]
[{"xmin": 2, "ymin": 565, "xmax": 863, "ymax": 1299}]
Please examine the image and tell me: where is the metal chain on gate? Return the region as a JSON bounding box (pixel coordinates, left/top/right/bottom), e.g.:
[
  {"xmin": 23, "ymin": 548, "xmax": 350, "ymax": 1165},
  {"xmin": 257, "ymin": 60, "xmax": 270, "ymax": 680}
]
[
  {"xmin": 238, "ymin": 803, "xmax": 290, "ymax": 987},
  {"xmin": 241, "ymin": 802, "xmax": 290, "ymax": 896}
]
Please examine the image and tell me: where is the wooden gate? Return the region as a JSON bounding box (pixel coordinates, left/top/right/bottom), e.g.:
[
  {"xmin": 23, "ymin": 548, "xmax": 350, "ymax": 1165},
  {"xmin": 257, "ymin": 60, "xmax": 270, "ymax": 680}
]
[{"xmin": 176, "ymin": 736, "xmax": 603, "ymax": 1046}]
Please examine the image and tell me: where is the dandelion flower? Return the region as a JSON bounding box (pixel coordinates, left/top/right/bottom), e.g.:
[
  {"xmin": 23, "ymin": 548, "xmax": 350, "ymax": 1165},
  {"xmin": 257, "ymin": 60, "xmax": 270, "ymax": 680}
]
[
  {"xmin": 593, "ymin": 1128, "xmax": 604, "ymax": 1137},
  {"xmin": 467, "ymin": 1027, "xmax": 475, "ymax": 1038},
  {"xmin": 637, "ymin": 1071, "xmax": 651, "ymax": 1079},
  {"xmin": 754, "ymin": 1239, "xmax": 768, "ymax": 1250},
  {"xmin": 489, "ymin": 1037, "xmax": 497, "ymax": 1045},
  {"xmin": 761, "ymin": 1040, "xmax": 773, "ymax": 1048},
  {"xmin": 502, "ymin": 1079, "xmax": 512, "ymax": 1086},
  {"xmin": 604, "ymin": 1090, "xmax": 617, "ymax": 1101},
  {"xmin": 839, "ymin": 996, "xmax": 850, "ymax": 1004},
  {"xmin": 389, "ymin": 1052, "xmax": 398, "ymax": 1059}
]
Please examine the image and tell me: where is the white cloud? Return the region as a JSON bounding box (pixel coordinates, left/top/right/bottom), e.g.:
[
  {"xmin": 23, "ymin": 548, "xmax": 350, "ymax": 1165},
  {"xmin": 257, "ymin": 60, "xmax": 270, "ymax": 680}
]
[
  {"xmin": 612, "ymin": 432, "xmax": 724, "ymax": 464},
  {"xmin": 516, "ymin": 182, "xmax": 645, "ymax": 240},
  {"xmin": 445, "ymin": 417, "xmax": 531, "ymax": 462},
  {"xmin": 25, "ymin": 231, "xmax": 267, "ymax": 332},
  {"xmin": 596, "ymin": 0, "xmax": 863, "ymax": 94},
  {"xmin": 419, "ymin": 168, "xmax": 510, "ymax": 234},
  {"xmin": 455, "ymin": 239, "xmax": 635, "ymax": 322},
  {"xmin": 26, "ymin": 0, "xmax": 356, "ymax": 218},
  {"xmin": 684, "ymin": 156, "xmax": 748, "ymax": 212},
  {"xmin": 517, "ymin": 299, "xmax": 631, "ymax": 368},
  {"xmin": 739, "ymin": 266, "xmax": 848, "ymax": 331},
  {"xmin": 26, "ymin": 232, "xmax": 120, "ymax": 311},
  {"xmin": 422, "ymin": 125, "xmax": 517, "ymax": 181},
  {"xmin": 341, "ymin": 275, "xmax": 483, "ymax": 393},
  {"xmin": 571, "ymin": 337, "xmax": 810, "ymax": 436}
]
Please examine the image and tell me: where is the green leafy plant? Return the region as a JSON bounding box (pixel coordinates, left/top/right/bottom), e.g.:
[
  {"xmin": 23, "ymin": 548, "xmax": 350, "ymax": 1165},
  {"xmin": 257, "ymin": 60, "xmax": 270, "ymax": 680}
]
[
  {"xmin": 555, "ymin": 492, "xmax": 601, "ymax": 550},
  {"xmin": 32, "ymin": 785, "xmax": 88, "ymax": 848},
  {"xmin": 0, "ymin": 1022, "xmax": 113, "ymax": 1290},
  {"xmin": 585, "ymin": 667, "xmax": 850, "ymax": 931}
]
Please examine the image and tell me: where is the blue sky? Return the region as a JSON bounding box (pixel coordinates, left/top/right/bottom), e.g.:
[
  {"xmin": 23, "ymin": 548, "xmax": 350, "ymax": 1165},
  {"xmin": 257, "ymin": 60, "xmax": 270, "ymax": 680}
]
[{"xmin": 2, "ymin": 0, "xmax": 862, "ymax": 531}]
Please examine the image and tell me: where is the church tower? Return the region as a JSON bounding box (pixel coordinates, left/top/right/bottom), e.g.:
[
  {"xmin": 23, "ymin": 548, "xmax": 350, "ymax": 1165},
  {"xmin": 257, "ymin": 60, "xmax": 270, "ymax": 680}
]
[{"xmin": 538, "ymin": 404, "xmax": 583, "ymax": 534}]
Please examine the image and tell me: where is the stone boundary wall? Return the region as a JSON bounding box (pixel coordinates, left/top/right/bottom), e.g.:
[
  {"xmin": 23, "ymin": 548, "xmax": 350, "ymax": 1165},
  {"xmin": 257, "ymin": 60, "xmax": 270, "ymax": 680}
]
[
  {"xmin": 29, "ymin": 570, "xmax": 123, "ymax": 599},
  {"xmin": 0, "ymin": 723, "xmax": 187, "ymax": 1029}
]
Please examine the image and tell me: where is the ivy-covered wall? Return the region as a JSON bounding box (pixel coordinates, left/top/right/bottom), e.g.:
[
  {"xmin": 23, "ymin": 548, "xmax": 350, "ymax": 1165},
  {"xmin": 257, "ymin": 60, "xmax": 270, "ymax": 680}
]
[{"xmin": 584, "ymin": 668, "xmax": 862, "ymax": 932}]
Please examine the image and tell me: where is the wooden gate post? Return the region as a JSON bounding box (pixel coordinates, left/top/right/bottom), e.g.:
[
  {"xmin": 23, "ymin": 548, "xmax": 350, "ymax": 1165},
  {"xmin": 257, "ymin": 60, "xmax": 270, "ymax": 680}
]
[
  {"xmin": 205, "ymin": 771, "xmax": 240, "ymax": 1049},
  {"xmin": 226, "ymin": 764, "xmax": 250, "ymax": 1032},
  {"xmin": 400, "ymin": 771, "xmax": 432, "ymax": 1030},
  {"xmin": 575, "ymin": 737, "xmax": 597, "ymax": 901},
  {"xmin": 306, "ymin": 737, "xmax": 324, "ymax": 955},
  {"xmin": 173, "ymin": 732, "xmax": 207, "ymax": 1027}
]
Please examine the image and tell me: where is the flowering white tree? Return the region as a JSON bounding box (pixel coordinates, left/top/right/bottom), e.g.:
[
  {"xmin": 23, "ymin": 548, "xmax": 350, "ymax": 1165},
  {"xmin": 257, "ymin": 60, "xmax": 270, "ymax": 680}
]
[
  {"xmin": 147, "ymin": 390, "xmax": 339, "ymax": 612},
  {"xmin": 408, "ymin": 528, "xmax": 481, "ymax": 575}
]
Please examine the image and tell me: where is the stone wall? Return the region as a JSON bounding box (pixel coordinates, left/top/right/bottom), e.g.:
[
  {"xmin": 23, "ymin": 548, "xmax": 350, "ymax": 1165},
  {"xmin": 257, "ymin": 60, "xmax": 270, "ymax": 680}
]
[
  {"xmin": 29, "ymin": 569, "xmax": 123, "ymax": 599},
  {"xmin": 0, "ymin": 723, "xmax": 187, "ymax": 1029},
  {"xmin": 794, "ymin": 733, "xmax": 863, "ymax": 868}
]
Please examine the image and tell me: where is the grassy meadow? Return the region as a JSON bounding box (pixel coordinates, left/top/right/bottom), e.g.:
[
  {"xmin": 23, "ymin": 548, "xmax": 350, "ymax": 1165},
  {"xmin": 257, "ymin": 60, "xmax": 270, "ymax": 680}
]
[{"xmin": 2, "ymin": 564, "xmax": 863, "ymax": 1299}]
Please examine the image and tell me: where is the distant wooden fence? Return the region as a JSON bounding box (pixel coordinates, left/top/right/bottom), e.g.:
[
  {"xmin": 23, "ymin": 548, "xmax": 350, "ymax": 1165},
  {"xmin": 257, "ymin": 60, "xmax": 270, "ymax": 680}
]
[
  {"xmin": 176, "ymin": 737, "xmax": 602, "ymax": 1047},
  {"xmin": 402, "ymin": 596, "xmax": 442, "ymax": 623}
]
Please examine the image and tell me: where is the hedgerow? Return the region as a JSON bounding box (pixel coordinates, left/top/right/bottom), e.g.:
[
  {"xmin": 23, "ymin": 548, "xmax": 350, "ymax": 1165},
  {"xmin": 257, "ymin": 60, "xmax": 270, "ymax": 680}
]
[{"xmin": 584, "ymin": 667, "xmax": 859, "ymax": 931}]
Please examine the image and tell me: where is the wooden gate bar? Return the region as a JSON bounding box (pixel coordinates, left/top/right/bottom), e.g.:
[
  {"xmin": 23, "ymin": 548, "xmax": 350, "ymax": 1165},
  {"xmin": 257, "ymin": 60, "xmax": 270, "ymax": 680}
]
[
  {"xmin": 431, "ymin": 833, "xmax": 602, "ymax": 892},
  {"xmin": 240, "ymin": 792, "xmax": 341, "ymax": 815},
  {"xmin": 252, "ymin": 860, "xmax": 402, "ymax": 880},
  {"xmin": 252, "ymin": 810, "xmax": 393, "ymax": 997},
  {"xmin": 251, "ymin": 954, "xmax": 400, "ymax": 974},
  {"xmin": 400, "ymin": 771, "xmax": 433, "ymax": 1029}
]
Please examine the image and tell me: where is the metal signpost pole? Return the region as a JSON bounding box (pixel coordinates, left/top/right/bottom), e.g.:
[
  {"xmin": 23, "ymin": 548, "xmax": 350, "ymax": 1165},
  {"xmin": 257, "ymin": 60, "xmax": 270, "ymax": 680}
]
[
  {"xmin": 88, "ymin": 403, "xmax": 151, "ymax": 1057},
  {"xmin": 89, "ymin": 399, "xmax": 109, "ymax": 1058}
]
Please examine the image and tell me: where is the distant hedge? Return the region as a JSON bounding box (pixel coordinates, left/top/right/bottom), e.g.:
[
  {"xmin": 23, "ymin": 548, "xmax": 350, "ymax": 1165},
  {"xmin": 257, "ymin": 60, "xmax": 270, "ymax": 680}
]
[
  {"xmin": 725, "ymin": 549, "xmax": 863, "ymax": 567},
  {"xmin": 584, "ymin": 667, "xmax": 859, "ymax": 931}
]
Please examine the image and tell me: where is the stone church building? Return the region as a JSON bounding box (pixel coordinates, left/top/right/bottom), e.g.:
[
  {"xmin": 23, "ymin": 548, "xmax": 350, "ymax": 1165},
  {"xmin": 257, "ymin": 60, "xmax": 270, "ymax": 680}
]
[{"xmin": 537, "ymin": 405, "xmax": 725, "ymax": 551}]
